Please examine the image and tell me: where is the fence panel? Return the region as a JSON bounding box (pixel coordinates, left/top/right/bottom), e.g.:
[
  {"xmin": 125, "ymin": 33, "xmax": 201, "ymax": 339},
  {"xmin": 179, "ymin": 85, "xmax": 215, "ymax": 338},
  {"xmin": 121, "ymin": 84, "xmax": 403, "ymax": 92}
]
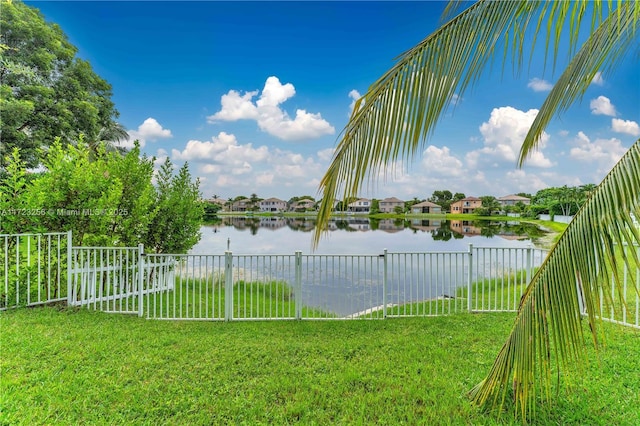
[
  {"xmin": 593, "ymin": 243, "xmax": 640, "ymax": 328},
  {"xmin": 1, "ymin": 232, "xmax": 70, "ymax": 310},
  {"xmin": 141, "ymin": 247, "xmax": 550, "ymax": 320},
  {"xmin": 231, "ymin": 254, "xmax": 298, "ymax": 320},
  {"xmin": 300, "ymin": 253, "xmax": 384, "ymax": 319},
  {"xmin": 69, "ymin": 246, "xmax": 142, "ymax": 313},
  {"xmin": 4, "ymin": 229, "xmax": 638, "ymax": 328},
  {"xmin": 469, "ymin": 246, "xmax": 547, "ymax": 312},
  {"xmin": 386, "ymin": 251, "xmax": 469, "ymax": 317},
  {"xmin": 145, "ymin": 253, "xmax": 228, "ymax": 320}
]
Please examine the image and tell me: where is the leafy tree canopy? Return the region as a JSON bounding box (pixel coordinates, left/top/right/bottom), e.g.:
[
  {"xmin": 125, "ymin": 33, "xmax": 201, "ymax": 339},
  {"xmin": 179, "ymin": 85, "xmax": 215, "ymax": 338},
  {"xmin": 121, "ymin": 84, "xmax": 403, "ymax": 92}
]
[
  {"xmin": 1, "ymin": 140, "xmax": 202, "ymax": 252},
  {"xmin": 0, "ymin": 0, "xmax": 122, "ymax": 168}
]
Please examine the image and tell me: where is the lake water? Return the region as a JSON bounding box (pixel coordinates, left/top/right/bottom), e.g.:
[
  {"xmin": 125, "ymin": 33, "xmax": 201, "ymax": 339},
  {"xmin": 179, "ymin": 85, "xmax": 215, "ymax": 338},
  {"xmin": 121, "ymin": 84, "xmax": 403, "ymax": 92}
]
[
  {"xmin": 185, "ymin": 217, "xmax": 548, "ymax": 316},
  {"xmin": 190, "ymin": 217, "xmax": 547, "ymax": 255}
]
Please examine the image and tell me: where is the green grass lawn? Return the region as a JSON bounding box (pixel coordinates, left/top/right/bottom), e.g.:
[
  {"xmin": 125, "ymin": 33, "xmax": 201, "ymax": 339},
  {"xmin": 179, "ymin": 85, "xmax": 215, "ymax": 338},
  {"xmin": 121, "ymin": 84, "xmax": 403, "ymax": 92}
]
[{"xmin": 2, "ymin": 307, "xmax": 639, "ymax": 425}]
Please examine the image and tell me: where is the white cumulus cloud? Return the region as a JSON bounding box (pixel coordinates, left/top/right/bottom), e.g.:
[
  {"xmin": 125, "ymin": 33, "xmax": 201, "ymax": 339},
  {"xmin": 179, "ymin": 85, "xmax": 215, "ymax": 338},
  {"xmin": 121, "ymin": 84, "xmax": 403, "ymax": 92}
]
[
  {"xmin": 208, "ymin": 76, "xmax": 335, "ymax": 141},
  {"xmin": 348, "ymin": 89, "xmax": 362, "ymax": 115},
  {"xmin": 527, "ymin": 78, "xmax": 553, "ymax": 92},
  {"xmin": 591, "ymin": 71, "xmax": 605, "ymax": 86},
  {"xmin": 421, "ymin": 145, "xmax": 463, "ymax": 177},
  {"xmin": 590, "ymin": 95, "xmax": 617, "ymax": 116},
  {"xmin": 171, "ymin": 132, "xmax": 269, "ymax": 176},
  {"xmin": 611, "ymin": 118, "xmax": 640, "ymax": 136},
  {"xmin": 170, "ymin": 132, "xmax": 327, "ymax": 197},
  {"xmin": 211, "ymin": 90, "xmax": 259, "ymax": 121},
  {"xmin": 123, "ymin": 118, "xmax": 173, "ymax": 148},
  {"xmin": 570, "ymin": 131, "xmax": 626, "ymax": 175},
  {"xmin": 317, "ymin": 148, "xmax": 335, "ymax": 162},
  {"xmin": 467, "ymin": 106, "xmax": 553, "ymax": 168},
  {"xmin": 504, "ymin": 170, "xmax": 548, "ymax": 193}
]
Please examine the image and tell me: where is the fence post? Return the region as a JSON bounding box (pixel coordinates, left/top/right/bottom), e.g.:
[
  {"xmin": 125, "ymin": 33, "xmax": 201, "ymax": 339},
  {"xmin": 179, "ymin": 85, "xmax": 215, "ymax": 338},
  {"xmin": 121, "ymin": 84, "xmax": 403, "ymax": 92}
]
[
  {"xmin": 138, "ymin": 244, "xmax": 144, "ymax": 318},
  {"xmin": 295, "ymin": 251, "xmax": 302, "ymax": 320},
  {"xmin": 225, "ymin": 251, "xmax": 233, "ymax": 321},
  {"xmin": 66, "ymin": 230, "xmax": 73, "ymax": 306},
  {"xmin": 467, "ymin": 243, "xmax": 473, "ymax": 313},
  {"xmin": 525, "ymin": 244, "xmax": 533, "ymax": 285},
  {"xmin": 383, "ymin": 249, "xmax": 388, "ymax": 319}
]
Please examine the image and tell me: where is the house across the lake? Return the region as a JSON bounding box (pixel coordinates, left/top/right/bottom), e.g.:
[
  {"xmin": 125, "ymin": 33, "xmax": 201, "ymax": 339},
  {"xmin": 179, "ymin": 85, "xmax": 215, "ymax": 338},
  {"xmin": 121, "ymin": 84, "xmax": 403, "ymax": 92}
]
[
  {"xmin": 231, "ymin": 199, "xmax": 252, "ymax": 212},
  {"xmin": 410, "ymin": 200, "xmax": 442, "ymax": 214},
  {"xmin": 289, "ymin": 198, "xmax": 315, "ymax": 212},
  {"xmin": 259, "ymin": 197, "xmax": 288, "ymax": 212},
  {"xmin": 450, "ymin": 197, "xmax": 482, "ymax": 214},
  {"xmin": 379, "ymin": 197, "xmax": 404, "ymax": 213},
  {"xmin": 348, "ymin": 198, "xmax": 371, "ymax": 213},
  {"xmin": 497, "ymin": 194, "xmax": 531, "ymax": 207}
]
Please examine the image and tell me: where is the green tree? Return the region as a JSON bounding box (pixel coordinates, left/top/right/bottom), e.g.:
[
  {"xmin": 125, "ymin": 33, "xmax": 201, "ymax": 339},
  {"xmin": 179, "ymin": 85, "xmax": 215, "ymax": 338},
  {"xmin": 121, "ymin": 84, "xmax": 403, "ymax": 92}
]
[
  {"xmin": 0, "ymin": 149, "xmax": 33, "ymax": 233},
  {"xmin": 104, "ymin": 142, "xmax": 155, "ymax": 246},
  {"xmin": 248, "ymin": 193, "xmax": 262, "ymax": 211},
  {"xmin": 144, "ymin": 158, "xmax": 203, "ymax": 253},
  {"xmin": 0, "ymin": 0, "xmax": 122, "ymax": 168},
  {"xmin": 404, "ymin": 197, "xmax": 422, "ymax": 212},
  {"xmin": 2, "ymin": 137, "xmax": 201, "ymax": 251},
  {"xmin": 429, "ymin": 190, "xmax": 454, "ymax": 212},
  {"xmin": 369, "ymin": 199, "xmax": 380, "ymax": 215},
  {"xmin": 203, "ymin": 201, "xmax": 223, "ymax": 220},
  {"xmin": 476, "ymin": 195, "xmax": 501, "ymax": 216},
  {"xmin": 26, "ymin": 138, "xmax": 123, "ymax": 246},
  {"xmin": 313, "ymin": 0, "xmax": 640, "ymax": 418},
  {"xmin": 533, "ymin": 184, "xmax": 596, "ymax": 217}
]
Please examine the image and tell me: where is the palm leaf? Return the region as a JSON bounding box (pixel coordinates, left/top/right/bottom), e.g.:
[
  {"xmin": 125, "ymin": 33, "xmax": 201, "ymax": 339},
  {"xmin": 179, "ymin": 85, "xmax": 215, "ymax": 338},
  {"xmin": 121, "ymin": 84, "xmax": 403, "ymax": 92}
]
[
  {"xmin": 312, "ymin": 0, "xmax": 640, "ymax": 418},
  {"xmin": 313, "ymin": 0, "xmax": 636, "ymax": 246},
  {"xmin": 469, "ymin": 139, "xmax": 640, "ymax": 416},
  {"xmin": 519, "ymin": 1, "xmax": 640, "ymax": 165}
]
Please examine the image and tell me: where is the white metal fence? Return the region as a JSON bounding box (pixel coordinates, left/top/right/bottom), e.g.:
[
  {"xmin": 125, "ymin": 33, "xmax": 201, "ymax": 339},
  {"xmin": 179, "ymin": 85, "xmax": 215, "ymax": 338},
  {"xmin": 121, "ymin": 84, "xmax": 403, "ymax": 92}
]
[
  {"xmin": 2, "ymin": 232, "xmax": 639, "ymax": 329},
  {"xmin": 594, "ymin": 242, "xmax": 640, "ymax": 329},
  {"xmin": 68, "ymin": 245, "xmax": 143, "ymax": 314},
  {"xmin": 141, "ymin": 245, "xmax": 548, "ymax": 321},
  {"xmin": 1, "ymin": 232, "xmax": 70, "ymax": 309}
]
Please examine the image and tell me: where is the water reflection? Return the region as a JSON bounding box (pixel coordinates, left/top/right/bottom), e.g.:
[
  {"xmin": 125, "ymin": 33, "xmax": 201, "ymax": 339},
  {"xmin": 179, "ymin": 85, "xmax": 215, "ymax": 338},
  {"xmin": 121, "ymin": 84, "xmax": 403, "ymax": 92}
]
[
  {"xmin": 206, "ymin": 216, "xmax": 545, "ymax": 241},
  {"xmin": 192, "ymin": 217, "xmax": 548, "ymax": 255}
]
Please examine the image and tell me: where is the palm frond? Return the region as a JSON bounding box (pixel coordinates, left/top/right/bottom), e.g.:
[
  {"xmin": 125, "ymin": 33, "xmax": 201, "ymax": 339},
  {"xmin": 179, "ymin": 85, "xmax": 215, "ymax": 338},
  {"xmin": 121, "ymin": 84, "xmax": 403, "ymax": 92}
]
[
  {"xmin": 519, "ymin": 1, "xmax": 640, "ymax": 165},
  {"xmin": 314, "ymin": 0, "xmax": 532, "ymax": 245},
  {"xmin": 469, "ymin": 138, "xmax": 640, "ymax": 417},
  {"xmin": 312, "ymin": 0, "xmax": 624, "ymax": 247}
]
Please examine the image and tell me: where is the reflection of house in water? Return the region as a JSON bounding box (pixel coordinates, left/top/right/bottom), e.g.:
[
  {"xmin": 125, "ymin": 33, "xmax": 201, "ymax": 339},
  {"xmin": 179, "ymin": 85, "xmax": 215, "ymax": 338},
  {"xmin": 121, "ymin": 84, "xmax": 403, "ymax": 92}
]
[
  {"xmin": 409, "ymin": 219, "xmax": 442, "ymax": 232},
  {"xmin": 449, "ymin": 220, "xmax": 482, "ymax": 236},
  {"xmin": 324, "ymin": 221, "xmax": 339, "ymax": 231},
  {"xmin": 377, "ymin": 219, "xmax": 404, "ymax": 233},
  {"xmin": 346, "ymin": 218, "xmax": 370, "ymax": 231},
  {"xmin": 287, "ymin": 218, "xmax": 316, "ymax": 232},
  {"xmin": 223, "ymin": 216, "xmax": 255, "ymax": 230},
  {"xmin": 259, "ymin": 217, "xmax": 287, "ymax": 230}
]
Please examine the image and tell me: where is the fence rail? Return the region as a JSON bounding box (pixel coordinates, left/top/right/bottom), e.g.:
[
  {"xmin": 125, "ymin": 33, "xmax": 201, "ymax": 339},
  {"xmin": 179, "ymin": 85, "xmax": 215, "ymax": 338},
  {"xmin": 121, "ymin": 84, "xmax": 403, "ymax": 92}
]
[
  {"xmin": 68, "ymin": 245, "xmax": 143, "ymax": 314},
  {"xmin": 1, "ymin": 232, "xmax": 70, "ymax": 310},
  {"xmin": 2, "ymin": 232, "xmax": 639, "ymax": 329},
  {"xmin": 141, "ymin": 245, "xmax": 548, "ymax": 321}
]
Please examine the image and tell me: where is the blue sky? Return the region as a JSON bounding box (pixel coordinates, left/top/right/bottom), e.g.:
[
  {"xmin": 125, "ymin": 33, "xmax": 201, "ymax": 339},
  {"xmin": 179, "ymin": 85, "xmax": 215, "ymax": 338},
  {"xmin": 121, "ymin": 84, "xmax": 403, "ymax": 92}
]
[{"xmin": 26, "ymin": 1, "xmax": 640, "ymax": 201}]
